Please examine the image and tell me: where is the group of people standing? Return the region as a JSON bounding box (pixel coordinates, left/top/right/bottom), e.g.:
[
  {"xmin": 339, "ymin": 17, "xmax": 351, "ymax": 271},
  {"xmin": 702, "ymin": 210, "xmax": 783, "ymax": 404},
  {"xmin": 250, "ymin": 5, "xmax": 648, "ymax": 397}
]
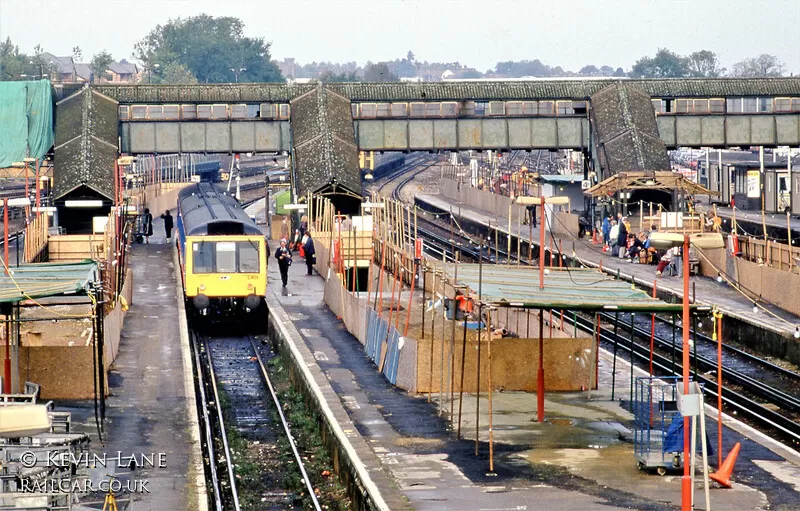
[
  {"xmin": 140, "ymin": 208, "xmax": 174, "ymax": 244},
  {"xmin": 276, "ymin": 215, "xmax": 316, "ymax": 288},
  {"xmin": 601, "ymin": 212, "xmax": 677, "ymax": 277}
]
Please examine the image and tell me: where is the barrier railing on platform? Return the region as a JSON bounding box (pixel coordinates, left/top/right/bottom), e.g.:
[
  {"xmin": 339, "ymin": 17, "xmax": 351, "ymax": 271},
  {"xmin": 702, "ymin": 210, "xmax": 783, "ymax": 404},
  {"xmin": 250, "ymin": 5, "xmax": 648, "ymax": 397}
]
[
  {"xmin": 23, "ymin": 213, "xmax": 49, "ymax": 262},
  {"xmin": 738, "ymin": 236, "xmax": 800, "ymax": 271}
]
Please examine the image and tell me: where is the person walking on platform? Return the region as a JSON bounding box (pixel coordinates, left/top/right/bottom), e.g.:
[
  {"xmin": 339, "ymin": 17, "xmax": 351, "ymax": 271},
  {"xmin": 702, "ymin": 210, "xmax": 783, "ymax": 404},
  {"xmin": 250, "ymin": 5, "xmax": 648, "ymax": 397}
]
[
  {"xmin": 142, "ymin": 208, "xmax": 154, "ymax": 244},
  {"xmin": 303, "ymin": 232, "xmax": 316, "ymax": 276},
  {"xmin": 161, "ymin": 210, "xmax": 174, "ymax": 244},
  {"xmin": 275, "ymin": 238, "xmax": 292, "ymax": 287}
]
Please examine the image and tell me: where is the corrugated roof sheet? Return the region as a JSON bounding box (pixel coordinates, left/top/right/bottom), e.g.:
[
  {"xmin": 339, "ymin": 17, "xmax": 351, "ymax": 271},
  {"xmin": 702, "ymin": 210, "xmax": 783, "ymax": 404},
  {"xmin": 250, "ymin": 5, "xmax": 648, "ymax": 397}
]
[
  {"xmin": 94, "ymin": 83, "xmax": 315, "ymax": 103},
  {"xmin": 445, "ymin": 264, "xmax": 693, "ymax": 312},
  {"xmin": 0, "ymin": 260, "xmax": 98, "ymax": 304}
]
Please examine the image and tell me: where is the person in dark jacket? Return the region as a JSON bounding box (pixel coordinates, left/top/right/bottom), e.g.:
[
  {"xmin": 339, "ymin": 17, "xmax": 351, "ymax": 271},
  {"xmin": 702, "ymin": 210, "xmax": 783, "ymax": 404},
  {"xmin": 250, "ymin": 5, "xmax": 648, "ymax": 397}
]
[
  {"xmin": 275, "ymin": 238, "xmax": 292, "ymax": 287},
  {"xmin": 142, "ymin": 208, "xmax": 153, "ymax": 244},
  {"xmin": 303, "ymin": 232, "xmax": 316, "ymax": 276},
  {"xmin": 161, "ymin": 210, "xmax": 174, "ymax": 243},
  {"xmin": 617, "ymin": 216, "xmax": 628, "ymax": 258}
]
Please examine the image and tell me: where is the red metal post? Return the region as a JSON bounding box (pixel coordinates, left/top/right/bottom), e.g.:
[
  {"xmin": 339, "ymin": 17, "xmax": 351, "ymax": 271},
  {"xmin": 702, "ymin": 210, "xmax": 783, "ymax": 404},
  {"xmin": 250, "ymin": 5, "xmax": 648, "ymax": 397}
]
[
  {"xmin": 716, "ymin": 310, "xmax": 723, "ymax": 468},
  {"xmin": 3, "ymin": 198, "xmax": 8, "ymax": 275},
  {"xmin": 681, "ymin": 235, "xmax": 692, "ymax": 511},
  {"xmin": 34, "ymin": 159, "xmax": 41, "ymax": 217},
  {"xmin": 24, "ymin": 162, "xmax": 28, "ymax": 201},
  {"xmin": 537, "ymin": 309, "xmax": 545, "ymax": 422}
]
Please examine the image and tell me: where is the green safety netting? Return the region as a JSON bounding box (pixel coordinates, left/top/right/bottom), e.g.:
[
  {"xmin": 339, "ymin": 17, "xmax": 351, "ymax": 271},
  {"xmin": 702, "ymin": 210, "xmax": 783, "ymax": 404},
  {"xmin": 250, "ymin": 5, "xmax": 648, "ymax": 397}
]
[{"xmin": 0, "ymin": 80, "xmax": 54, "ymax": 168}]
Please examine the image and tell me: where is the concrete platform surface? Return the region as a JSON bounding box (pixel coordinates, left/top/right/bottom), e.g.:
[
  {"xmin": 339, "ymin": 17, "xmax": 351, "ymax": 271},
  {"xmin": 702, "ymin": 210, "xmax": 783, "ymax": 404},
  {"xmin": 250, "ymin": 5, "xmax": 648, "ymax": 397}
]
[{"xmin": 266, "ymin": 250, "xmax": 800, "ymax": 510}]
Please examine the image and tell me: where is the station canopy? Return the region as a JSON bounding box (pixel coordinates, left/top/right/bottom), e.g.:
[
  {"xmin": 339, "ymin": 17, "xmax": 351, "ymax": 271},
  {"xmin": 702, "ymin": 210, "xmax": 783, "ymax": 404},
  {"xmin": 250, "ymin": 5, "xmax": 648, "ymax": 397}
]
[
  {"xmin": 446, "ymin": 264, "xmax": 703, "ymax": 313},
  {"xmin": 0, "ymin": 261, "xmax": 98, "ymax": 304},
  {"xmin": 584, "ymin": 171, "xmax": 718, "ymax": 198}
]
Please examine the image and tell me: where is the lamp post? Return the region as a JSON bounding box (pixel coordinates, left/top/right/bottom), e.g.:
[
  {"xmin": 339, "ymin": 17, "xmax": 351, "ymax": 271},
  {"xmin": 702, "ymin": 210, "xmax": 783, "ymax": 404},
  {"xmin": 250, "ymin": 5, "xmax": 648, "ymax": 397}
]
[
  {"xmin": 148, "ymin": 63, "xmax": 160, "ymax": 84},
  {"xmin": 230, "ymin": 67, "xmax": 246, "ymax": 83}
]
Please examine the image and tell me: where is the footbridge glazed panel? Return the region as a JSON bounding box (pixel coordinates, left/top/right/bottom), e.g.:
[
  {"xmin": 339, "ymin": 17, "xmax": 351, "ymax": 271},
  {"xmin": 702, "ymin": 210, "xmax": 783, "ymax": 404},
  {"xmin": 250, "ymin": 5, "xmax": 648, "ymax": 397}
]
[
  {"xmin": 120, "ymin": 121, "xmax": 291, "ymax": 153},
  {"xmin": 354, "ymin": 117, "xmax": 588, "ymax": 151},
  {"xmin": 657, "ymin": 114, "xmax": 800, "ymax": 148}
]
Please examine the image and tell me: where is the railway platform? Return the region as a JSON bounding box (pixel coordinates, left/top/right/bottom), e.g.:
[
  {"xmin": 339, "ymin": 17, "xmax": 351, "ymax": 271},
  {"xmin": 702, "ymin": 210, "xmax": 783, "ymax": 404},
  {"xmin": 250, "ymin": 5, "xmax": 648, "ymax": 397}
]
[
  {"xmin": 265, "ymin": 247, "xmax": 800, "ymax": 509},
  {"xmin": 415, "ymin": 193, "xmax": 800, "ymax": 339},
  {"xmin": 59, "ymin": 214, "xmax": 206, "ymax": 511}
]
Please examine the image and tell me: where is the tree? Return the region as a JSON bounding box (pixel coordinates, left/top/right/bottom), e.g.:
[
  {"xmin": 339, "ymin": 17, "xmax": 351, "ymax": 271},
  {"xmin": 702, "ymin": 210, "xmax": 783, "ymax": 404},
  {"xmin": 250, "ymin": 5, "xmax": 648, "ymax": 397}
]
[
  {"xmin": 730, "ymin": 54, "xmax": 785, "ymax": 77},
  {"xmin": 686, "ymin": 50, "xmax": 724, "ymax": 77},
  {"xmin": 630, "ymin": 48, "xmax": 688, "ymax": 78},
  {"xmin": 140, "ymin": 61, "xmax": 197, "ymax": 84},
  {"xmin": 91, "ymin": 51, "xmax": 114, "ymax": 83},
  {"xmin": 364, "ymin": 62, "xmax": 398, "ymax": 82},
  {"xmin": 72, "ymin": 46, "xmax": 83, "ymax": 62},
  {"xmin": 579, "ymin": 65, "xmax": 599, "ymax": 76},
  {"xmin": 134, "ymin": 14, "xmax": 283, "ymax": 83},
  {"xmin": 599, "ymin": 65, "xmax": 615, "ymax": 76},
  {"xmin": 319, "ymin": 70, "xmax": 360, "ymax": 82}
]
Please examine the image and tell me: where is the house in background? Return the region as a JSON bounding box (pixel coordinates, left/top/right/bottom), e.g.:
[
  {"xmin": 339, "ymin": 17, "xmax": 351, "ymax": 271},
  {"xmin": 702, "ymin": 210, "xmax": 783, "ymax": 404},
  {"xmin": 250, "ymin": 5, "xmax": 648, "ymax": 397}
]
[
  {"xmin": 106, "ymin": 60, "xmax": 138, "ymax": 83},
  {"xmin": 38, "ymin": 52, "xmax": 76, "ymax": 82}
]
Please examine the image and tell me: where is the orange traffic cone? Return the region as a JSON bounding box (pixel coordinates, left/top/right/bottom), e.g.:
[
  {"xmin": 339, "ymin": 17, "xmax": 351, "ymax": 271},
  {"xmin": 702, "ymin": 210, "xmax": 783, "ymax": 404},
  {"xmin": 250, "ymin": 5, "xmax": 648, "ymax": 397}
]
[
  {"xmin": 709, "ymin": 442, "xmax": 741, "ymax": 488},
  {"xmin": 592, "ymin": 229, "xmax": 599, "ymax": 244}
]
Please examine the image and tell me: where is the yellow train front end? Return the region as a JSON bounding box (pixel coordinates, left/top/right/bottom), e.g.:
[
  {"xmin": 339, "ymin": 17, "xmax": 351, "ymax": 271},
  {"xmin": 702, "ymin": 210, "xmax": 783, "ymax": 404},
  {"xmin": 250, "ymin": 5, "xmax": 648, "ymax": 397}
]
[{"xmin": 184, "ymin": 235, "xmax": 267, "ymax": 313}]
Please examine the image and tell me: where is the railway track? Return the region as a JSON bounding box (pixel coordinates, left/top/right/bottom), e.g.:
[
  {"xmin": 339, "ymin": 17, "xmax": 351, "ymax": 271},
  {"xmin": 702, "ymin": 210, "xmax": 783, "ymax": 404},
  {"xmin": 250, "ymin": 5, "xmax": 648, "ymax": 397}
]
[
  {"xmin": 396, "ymin": 184, "xmax": 800, "ymax": 447},
  {"xmin": 191, "ymin": 331, "xmax": 321, "ymax": 511}
]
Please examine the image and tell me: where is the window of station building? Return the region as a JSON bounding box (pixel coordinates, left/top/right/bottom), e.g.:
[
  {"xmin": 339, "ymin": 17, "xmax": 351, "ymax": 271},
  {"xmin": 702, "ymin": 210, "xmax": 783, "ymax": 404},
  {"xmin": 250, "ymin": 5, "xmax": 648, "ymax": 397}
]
[
  {"xmin": 775, "ymin": 98, "xmax": 793, "ymax": 112},
  {"xmin": 474, "ymin": 101, "xmax": 488, "ymax": 116},
  {"xmin": 131, "ymin": 105, "xmax": 147, "ymax": 120},
  {"xmin": 246, "ymin": 104, "xmax": 260, "ymax": 118},
  {"xmin": 572, "ymin": 101, "xmax": 588, "ymax": 114},
  {"xmin": 229, "ymin": 104, "xmax": 248, "ymax": 119},
  {"xmin": 651, "ymin": 99, "xmax": 665, "ymax": 114},
  {"xmin": 351, "ymin": 104, "xmax": 359, "ymax": 117},
  {"xmin": 425, "ymin": 102, "xmax": 442, "ymax": 117},
  {"xmin": 197, "ymin": 105, "xmax": 213, "ymax": 119},
  {"xmin": 278, "ymin": 104, "xmax": 290, "ymax": 119},
  {"xmin": 391, "ymin": 102, "xmax": 408, "ymax": 117},
  {"xmin": 118, "ymin": 105, "xmax": 130, "ymax": 121},
  {"xmin": 461, "ymin": 101, "xmax": 477, "ymax": 116},
  {"xmin": 538, "ymin": 101, "xmax": 554, "ymax": 115},
  {"xmin": 360, "ymin": 103, "xmax": 377, "ymax": 118},
  {"xmin": 726, "ymin": 98, "xmax": 742, "ymax": 113},
  {"xmin": 506, "ymin": 101, "xmax": 523, "ymax": 116},
  {"xmin": 692, "ymin": 99, "xmax": 709, "ymax": 113},
  {"xmin": 675, "ymin": 99, "xmax": 691, "ymax": 113},
  {"xmin": 182, "ymin": 105, "xmax": 198, "ymax": 120},
  {"xmin": 758, "ymin": 97, "xmax": 773, "ymax": 112},
  {"xmin": 709, "ymin": 99, "xmax": 725, "ymax": 113},
  {"xmin": 375, "ymin": 103, "xmax": 391, "ymax": 117},
  {"xmin": 211, "ymin": 104, "xmax": 228, "ymax": 119},
  {"xmin": 522, "ymin": 101, "xmax": 537, "ymax": 115},
  {"xmin": 556, "ymin": 101, "xmax": 574, "ymax": 115},
  {"xmin": 489, "ymin": 101, "xmax": 505, "ymax": 116},
  {"xmin": 163, "ymin": 105, "xmax": 180, "ymax": 120},
  {"xmin": 410, "ymin": 102, "xmax": 426, "ymax": 117},
  {"xmin": 260, "ymin": 104, "xmax": 277, "ymax": 119},
  {"xmin": 441, "ymin": 102, "xmax": 458, "ymax": 116},
  {"xmin": 743, "ymin": 97, "xmax": 758, "ymax": 113}
]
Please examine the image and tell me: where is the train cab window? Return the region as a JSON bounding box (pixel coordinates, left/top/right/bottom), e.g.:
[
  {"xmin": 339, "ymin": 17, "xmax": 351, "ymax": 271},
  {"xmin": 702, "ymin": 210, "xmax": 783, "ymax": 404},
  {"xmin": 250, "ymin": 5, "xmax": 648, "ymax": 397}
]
[
  {"xmin": 193, "ymin": 242, "xmax": 214, "ymax": 273},
  {"xmin": 216, "ymin": 242, "xmax": 237, "ymax": 273},
  {"xmin": 376, "ymin": 103, "xmax": 391, "ymax": 117},
  {"xmin": 238, "ymin": 242, "xmax": 260, "ymax": 273}
]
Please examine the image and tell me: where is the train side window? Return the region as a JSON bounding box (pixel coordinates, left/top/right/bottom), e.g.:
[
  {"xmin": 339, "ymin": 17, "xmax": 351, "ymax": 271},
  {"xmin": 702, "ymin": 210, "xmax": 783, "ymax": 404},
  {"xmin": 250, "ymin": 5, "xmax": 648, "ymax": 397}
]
[
  {"xmin": 726, "ymin": 98, "xmax": 742, "ymax": 113},
  {"xmin": 193, "ymin": 242, "xmax": 214, "ymax": 273},
  {"xmin": 709, "ymin": 99, "xmax": 725, "ymax": 113},
  {"xmin": 216, "ymin": 242, "xmax": 237, "ymax": 273},
  {"xmin": 238, "ymin": 241, "xmax": 260, "ymax": 273}
]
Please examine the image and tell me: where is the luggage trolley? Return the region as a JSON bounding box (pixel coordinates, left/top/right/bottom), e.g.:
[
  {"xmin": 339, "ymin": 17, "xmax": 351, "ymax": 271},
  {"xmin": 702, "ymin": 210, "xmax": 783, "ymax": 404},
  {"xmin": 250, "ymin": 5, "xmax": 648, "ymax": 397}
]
[{"xmin": 633, "ymin": 376, "xmax": 683, "ymax": 475}]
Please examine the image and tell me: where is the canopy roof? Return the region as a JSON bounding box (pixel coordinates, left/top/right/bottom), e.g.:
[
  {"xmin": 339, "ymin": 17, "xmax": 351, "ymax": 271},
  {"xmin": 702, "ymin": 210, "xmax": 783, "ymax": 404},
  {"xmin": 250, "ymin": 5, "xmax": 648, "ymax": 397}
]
[
  {"xmin": 446, "ymin": 264, "xmax": 704, "ymax": 313},
  {"xmin": 0, "ymin": 260, "xmax": 98, "ymax": 304},
  {"xmin": 584, "ymin": 171, "xmax": 718, "ymax": 198}
]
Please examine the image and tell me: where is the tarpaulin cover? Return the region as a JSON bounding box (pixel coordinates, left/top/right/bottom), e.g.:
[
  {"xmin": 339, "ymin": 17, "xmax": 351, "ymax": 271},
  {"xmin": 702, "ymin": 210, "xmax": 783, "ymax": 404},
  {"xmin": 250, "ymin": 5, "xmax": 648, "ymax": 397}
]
[{"xmin": 0, "ymin": 80, "xmax": 54, "ymax": 167}]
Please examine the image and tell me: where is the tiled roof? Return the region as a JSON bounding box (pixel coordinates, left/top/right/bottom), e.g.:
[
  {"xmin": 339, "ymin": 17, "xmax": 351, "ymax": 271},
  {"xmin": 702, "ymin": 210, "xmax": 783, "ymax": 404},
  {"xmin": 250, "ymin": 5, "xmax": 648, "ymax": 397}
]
[
  {"xmin": 75, "ymin": 63, "xmax": 91, "ymax": 81},
  {"xmin": 93, "ymin": 83, "xmax": 312, "ymax": 103},
  {"xmin": 39, "ymin": 52, "xmax": 75, "ymax": 75},
  {"xmin": 108, "ymin": 59, "xmax": 138, "ymax": 75}
]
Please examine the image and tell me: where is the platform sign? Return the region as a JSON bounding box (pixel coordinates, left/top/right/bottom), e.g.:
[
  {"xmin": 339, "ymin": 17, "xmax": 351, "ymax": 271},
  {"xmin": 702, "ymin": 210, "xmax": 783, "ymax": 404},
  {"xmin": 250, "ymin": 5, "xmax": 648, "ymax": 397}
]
[{"xmin": 746, "ymin": 170, "xmax": 760, "ymax": 198}]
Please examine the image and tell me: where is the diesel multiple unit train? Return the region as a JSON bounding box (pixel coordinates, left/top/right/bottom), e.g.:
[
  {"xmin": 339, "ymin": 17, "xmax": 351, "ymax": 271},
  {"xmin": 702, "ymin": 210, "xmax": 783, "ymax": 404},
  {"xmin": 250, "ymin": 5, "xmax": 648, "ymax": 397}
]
[{"xmin": 176, "ymin": 182, "xmax": 268, "ymax": 315}]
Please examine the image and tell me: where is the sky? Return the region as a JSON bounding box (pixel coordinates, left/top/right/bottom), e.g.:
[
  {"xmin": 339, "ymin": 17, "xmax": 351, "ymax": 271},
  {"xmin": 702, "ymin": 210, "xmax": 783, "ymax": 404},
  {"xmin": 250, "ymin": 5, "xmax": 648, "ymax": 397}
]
[{"xmin": 1, "ymin": 0, "xmax": 800, "ymax": 74}]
